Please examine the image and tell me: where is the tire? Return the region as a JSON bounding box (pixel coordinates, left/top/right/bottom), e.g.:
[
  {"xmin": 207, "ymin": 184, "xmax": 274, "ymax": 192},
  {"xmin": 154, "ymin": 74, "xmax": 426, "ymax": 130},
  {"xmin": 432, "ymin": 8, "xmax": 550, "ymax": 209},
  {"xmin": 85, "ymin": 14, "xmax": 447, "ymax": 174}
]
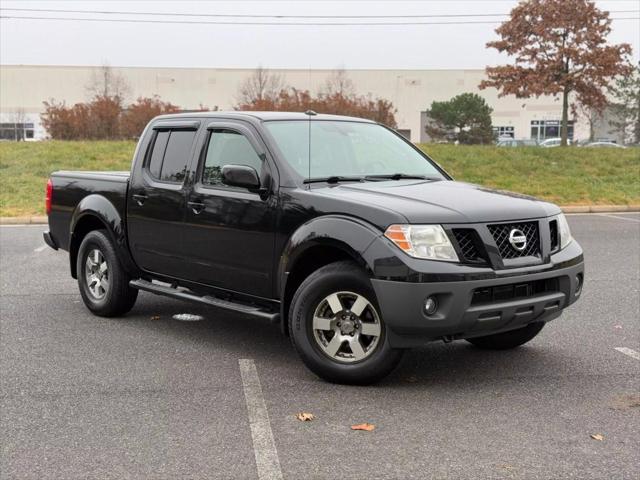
[
  {"xmin": 289, "ymin": 261, "xmax": 404, "ymax": 385},
  {"xmin": 77, "ymin": 230, "xmax": 138, "ymax": 317},
  {"xmin": 466, "ymin": 322, "xmax": 545, "ymax": 350}
]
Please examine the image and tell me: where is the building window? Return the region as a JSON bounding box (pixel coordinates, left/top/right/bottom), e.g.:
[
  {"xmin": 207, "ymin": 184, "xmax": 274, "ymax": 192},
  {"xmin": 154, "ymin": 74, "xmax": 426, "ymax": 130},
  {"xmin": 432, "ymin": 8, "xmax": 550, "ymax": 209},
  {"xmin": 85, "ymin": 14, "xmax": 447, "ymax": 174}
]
[
  {"xmin": 531, "ymin": 120, "xmax": 574, "ymax": 142},
  {"xmin": 493, "ymin": 126, "xmax": 515, "ymax": 138},
  {"xmin": 0, "ymin": 122, "xmax": 35, "ymax": 141}
]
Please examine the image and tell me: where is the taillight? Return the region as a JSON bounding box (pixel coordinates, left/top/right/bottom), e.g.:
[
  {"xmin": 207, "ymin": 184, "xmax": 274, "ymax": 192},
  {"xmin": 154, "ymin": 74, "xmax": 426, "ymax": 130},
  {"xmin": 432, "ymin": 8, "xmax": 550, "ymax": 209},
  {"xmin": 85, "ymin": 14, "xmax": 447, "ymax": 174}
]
[{"xmin": 45, "ymin": 178, "xmax": 53, "ymax": 215}]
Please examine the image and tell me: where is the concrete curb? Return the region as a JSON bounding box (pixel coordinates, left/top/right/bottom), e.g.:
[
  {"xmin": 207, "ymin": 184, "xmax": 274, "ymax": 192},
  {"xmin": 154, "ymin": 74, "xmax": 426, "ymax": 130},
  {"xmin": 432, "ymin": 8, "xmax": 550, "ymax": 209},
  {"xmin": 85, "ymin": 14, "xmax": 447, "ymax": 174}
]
[
  {"xmin": 560, "ymin": 205, "xmax": 640, "ymax": 214},
  {"xmin": 1, "ymin": 206, "xmax": 639, "ymax": 225},
  {"xmin": 0, "ymin": 216, "xmax": 48, "ymax": 225}
]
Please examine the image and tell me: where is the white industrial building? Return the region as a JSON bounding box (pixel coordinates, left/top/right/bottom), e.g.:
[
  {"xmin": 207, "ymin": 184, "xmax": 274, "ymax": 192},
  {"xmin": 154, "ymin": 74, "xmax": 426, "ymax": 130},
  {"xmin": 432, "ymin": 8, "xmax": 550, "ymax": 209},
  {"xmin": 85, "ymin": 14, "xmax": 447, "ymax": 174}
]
[{"xmin": 0, "ymin": 64, "xmax": 619, "ymax": 143}]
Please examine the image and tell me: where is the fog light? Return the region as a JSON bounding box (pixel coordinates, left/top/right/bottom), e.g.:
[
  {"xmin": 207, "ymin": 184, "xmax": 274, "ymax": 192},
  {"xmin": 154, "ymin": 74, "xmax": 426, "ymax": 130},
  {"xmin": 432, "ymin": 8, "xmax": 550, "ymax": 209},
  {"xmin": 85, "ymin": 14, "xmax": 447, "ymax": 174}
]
[
  {"xmin": 575, "ymin": 274, "xmax": 583, "ymax": 295},
  {"xmin": 424, "ymin": 296, "xmax": 438, "ymax": 315}
]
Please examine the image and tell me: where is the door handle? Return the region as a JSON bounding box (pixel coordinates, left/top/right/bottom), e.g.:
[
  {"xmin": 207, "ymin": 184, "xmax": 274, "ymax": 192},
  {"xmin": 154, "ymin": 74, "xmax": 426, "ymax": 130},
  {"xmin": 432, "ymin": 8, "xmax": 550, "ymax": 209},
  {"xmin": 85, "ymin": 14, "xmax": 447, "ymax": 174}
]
[
  {"xmin": 132, "ymin": 193, "xmax": 148, "ymax": 206},
  {"xmin": 188, "ymin": 201, "xmax": 205, "ymax": 214}
]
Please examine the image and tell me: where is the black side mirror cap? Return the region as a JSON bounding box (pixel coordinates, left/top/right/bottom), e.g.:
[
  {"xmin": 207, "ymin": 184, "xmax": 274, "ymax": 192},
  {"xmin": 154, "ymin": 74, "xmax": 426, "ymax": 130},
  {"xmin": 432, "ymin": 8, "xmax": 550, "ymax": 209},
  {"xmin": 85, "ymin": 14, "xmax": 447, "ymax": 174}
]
[{"xmin": 221, "ymin": 164, "xmax": 261, "ymax": 190}]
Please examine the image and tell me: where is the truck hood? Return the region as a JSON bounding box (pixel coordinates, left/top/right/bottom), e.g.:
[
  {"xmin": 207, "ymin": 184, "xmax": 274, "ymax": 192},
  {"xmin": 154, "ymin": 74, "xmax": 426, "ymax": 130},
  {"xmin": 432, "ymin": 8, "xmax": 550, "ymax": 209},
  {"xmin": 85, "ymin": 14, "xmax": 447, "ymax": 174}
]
[{"xmin": 317, "ymin": 179, "xmax": 561, "ymax": 224}]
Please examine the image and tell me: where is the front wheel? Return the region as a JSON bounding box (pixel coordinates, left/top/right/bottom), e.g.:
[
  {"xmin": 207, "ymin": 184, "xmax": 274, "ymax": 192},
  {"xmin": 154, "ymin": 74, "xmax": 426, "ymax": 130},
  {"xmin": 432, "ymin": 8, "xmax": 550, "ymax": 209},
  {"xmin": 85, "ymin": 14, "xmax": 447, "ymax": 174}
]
[
  {"xmin": 77, "ymin": 230, "xmax": 138, "ymax": 317},
  {"xmin": 466, "ymin": 322, "xmax": 545, "ymax": 350},
  {"xmin": 289, "ymin": 261, "xmax": 403, "ymax": 385}
]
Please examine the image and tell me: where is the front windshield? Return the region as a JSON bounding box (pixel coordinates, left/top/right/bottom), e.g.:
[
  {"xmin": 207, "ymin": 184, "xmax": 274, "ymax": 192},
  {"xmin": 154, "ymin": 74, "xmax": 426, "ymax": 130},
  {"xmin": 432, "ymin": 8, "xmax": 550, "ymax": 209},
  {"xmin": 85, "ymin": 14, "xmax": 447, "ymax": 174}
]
[{"xmin": 264, "ymin": 120, "xmax": 445, "ymax": 180}]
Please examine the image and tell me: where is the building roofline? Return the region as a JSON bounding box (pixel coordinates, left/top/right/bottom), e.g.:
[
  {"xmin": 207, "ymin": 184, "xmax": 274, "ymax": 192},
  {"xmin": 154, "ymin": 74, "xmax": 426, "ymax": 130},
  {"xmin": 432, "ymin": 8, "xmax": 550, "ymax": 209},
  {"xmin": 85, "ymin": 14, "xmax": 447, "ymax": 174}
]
[{"xmin": 0, "ymin": 64, "xmax": 486, "ymax": 74}]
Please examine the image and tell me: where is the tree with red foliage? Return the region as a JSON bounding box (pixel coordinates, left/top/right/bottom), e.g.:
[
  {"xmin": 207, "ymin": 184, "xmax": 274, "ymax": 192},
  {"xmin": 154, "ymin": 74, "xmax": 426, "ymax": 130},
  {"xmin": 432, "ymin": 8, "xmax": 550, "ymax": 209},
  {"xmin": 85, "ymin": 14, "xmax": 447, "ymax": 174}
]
[
  {"xmin": 120, "ymin": 96, "xmax": 180, "ymax": 139},
  {"xmin": 480, "ymin": 0, "xmax": 632, "ymax": 146},
  {"xmin": 41, "ymin": 95, "xmax": 181, "ymax": 140},
  {"xmin": 237, "ymin": 87, "xmax": 397, "ymax": 127}
]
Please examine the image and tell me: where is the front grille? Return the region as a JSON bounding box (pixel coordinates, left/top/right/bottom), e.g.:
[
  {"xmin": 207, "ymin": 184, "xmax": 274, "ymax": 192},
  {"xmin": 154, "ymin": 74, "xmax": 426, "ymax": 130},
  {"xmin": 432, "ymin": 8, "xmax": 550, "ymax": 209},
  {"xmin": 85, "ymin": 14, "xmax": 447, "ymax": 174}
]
[
  {"xmin": 488, "ymin": 221, "xmax": 540, "ymax": 259},
  {"xmin": 471, "ymin": 278, "xmax": 559, "ymax": 305},
  {"xmin": 452, "ymin": 229, "xmax": 487, "ymax": 264},
  {"xmin": 549, "ymin": 220, "xmax": 559, "ymax": 252}
]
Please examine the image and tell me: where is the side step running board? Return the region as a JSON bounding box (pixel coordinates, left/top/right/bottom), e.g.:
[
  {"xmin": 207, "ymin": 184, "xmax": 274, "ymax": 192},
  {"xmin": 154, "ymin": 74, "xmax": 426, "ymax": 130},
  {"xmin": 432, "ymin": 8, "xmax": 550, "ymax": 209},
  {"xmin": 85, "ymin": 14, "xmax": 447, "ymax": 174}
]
[{"xmin": 130, "ymin": 279, "xmax": 280, "ymax": 323}]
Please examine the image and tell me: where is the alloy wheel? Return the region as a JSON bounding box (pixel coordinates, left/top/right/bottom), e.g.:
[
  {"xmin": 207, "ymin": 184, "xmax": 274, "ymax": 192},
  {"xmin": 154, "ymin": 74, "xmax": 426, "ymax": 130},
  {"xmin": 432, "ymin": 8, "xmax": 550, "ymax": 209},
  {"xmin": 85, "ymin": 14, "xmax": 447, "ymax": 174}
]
[
  {"xmin": 312, "ymin": 291, "xmax": 382, "ymax": 363},
  {"xmin": 84, "ymin": 248, "xmax": 109, "ymax": 300}
]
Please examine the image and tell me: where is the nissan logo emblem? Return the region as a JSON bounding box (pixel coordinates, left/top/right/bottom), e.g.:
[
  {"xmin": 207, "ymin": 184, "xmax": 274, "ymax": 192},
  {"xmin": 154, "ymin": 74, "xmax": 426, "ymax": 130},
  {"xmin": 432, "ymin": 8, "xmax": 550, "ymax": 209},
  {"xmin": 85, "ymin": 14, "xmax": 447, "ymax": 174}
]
[{"xmin": 508, "ymin": 229, "xmax": 527, "ymax": 251}]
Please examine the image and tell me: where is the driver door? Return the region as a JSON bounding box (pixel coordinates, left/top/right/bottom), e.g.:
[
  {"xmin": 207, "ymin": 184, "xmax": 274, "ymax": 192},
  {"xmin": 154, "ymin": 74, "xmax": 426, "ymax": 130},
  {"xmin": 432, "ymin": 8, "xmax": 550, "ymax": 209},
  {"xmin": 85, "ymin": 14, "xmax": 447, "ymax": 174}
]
[{"xmin": 181, "ymin": 121, "xmax": 278, "ymax": 299}]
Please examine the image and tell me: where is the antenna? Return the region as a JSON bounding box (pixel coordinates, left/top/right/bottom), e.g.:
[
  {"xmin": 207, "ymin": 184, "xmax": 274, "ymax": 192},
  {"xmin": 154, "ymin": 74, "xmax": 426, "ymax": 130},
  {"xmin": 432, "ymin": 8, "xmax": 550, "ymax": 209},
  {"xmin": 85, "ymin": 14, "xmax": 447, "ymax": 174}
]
[{"xmin": 306, "ymin": 111, "xmax": 313, "ymax": 188}]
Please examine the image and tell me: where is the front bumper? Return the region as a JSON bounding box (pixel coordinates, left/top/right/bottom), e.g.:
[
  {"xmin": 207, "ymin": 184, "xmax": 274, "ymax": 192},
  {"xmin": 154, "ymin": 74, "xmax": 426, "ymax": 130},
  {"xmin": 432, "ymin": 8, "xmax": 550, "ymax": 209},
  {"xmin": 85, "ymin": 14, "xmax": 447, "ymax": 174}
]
[{"xmin": 371, "ymin": 246, "xmax": 584, "ymax": 349}]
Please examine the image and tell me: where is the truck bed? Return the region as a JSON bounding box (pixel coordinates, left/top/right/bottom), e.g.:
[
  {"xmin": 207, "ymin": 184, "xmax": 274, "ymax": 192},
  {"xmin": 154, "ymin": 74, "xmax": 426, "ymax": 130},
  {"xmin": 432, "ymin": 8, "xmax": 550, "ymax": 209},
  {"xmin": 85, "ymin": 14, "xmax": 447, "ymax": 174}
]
[
  {"xmin": 53, "ymin": 171, "xmax": 130, "ymax": 182},
  {"xmin": 48, "ymin": 170, "xmax": 130, "ymax": 252}
]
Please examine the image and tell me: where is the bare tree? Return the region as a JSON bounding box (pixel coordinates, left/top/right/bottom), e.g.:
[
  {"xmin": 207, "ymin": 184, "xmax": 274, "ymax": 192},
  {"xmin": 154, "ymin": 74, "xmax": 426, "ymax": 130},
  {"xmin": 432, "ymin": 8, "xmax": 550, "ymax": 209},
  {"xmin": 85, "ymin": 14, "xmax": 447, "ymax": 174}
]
[
  {"xmin": 575, "ymin": 102, "xmax": 604, "ymax": 142},
  {"xmin": 322, "ymin": 67, "xmax": 355, "ymax": 96},
  {"xmin": 10, "ymin": 108, "xmax": 27, "ymax": 141},
  {"xmin": 609, "ymin": 62, "xmax": 640, "ymax": 144},
  {"xmin": 236, "ymin": 66, "xmax": 284, "ymax": 105},
  {"xmin": 86, "ymin": 63, "xmax": 130, "ymax": 100}
]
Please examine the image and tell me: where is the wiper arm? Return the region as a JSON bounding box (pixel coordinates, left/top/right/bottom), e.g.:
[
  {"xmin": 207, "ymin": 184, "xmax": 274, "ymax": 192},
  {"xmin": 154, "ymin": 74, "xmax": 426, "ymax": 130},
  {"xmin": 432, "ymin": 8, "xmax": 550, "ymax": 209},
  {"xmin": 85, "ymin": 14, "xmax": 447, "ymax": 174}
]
[
  {"xmin": 303, "ymin": 176, "xmax": 364, "ymax": 184},
  {"xmin": 364, "ymin": 173, "xmax": 440, "ymax": 181}
]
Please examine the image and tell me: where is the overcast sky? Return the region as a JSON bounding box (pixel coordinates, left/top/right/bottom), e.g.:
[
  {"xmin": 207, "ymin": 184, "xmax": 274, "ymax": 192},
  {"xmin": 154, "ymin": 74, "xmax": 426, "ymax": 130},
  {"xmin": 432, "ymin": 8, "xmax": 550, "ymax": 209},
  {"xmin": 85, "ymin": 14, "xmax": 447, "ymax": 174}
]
[{"xmin": 1, "ymin": 0, "xmax": 638, "ymax": 70}]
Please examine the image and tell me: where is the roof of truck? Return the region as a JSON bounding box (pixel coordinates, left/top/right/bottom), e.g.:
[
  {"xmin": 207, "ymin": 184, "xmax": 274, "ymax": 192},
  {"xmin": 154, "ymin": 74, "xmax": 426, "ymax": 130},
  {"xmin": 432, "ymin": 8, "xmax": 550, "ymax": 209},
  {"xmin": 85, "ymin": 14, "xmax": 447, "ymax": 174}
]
[{"xmin": 154, "ymin": 111, "xmax": 376, "ymax": 123}]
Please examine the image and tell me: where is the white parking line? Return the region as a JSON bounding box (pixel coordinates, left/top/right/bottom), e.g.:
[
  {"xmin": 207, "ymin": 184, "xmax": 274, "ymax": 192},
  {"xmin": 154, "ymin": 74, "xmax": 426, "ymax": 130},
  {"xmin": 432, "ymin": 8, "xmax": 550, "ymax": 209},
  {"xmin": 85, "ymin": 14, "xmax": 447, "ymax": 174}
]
[
  {"xmin": 615, "ymin": 347, "xmax": 640, "ymax": 361},
  {"xmin": 34, "ymin": 244, "xmax": 47, "ymax": 253},
  {"xmin": 596, "ymin": 214, "xmax": 640, "ymax": 223},
  {"xmin": 238, "ymin": 359, "xmax": 283, "ymax": 480}
]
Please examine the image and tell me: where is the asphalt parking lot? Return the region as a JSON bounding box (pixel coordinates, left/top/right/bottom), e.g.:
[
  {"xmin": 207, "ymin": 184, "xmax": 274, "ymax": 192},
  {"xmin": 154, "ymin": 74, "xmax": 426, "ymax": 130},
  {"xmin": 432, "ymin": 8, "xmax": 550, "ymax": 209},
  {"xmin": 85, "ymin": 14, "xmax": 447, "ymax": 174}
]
[{"xmin": 1, "ymin": 213, "xmax": 639, "ymax": 480}]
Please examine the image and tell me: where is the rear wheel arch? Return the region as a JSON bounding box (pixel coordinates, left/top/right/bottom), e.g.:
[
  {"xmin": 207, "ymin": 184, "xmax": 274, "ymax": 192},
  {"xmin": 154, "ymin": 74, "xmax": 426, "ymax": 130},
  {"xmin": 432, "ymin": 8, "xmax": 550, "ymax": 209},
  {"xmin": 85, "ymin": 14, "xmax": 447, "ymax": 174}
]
[
  {"xmin": 69, "ymin": 195, "xmax": 137, "ymax": 279},
  {"xmin": 69, "ymin": 215, "xmax": 111, "ymax": 278}
]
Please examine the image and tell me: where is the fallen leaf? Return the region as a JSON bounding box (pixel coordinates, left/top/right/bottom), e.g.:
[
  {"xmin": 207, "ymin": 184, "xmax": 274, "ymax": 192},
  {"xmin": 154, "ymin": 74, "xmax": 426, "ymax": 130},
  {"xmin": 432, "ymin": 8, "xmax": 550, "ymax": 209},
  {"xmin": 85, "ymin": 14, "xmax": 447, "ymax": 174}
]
[
  {"xmin": 497, "ymin": 464, "xmax": 515, "ymax": 471},
  {"xmin": 590, "ymin": 433, "xmax": 604, "ymax": 441},
  {"xmin": 151, "ymin": 315, "xmax": 161, "ymax": 321},
  {"xmin": 351, "ymin": 423, "xmax": 375, "ymax": 431},
  {"xmin": 295, "ymin": 412, "xmax": 314, "ymax": 422},
  {"xmin": 610, "ymin": 393, "xmax": 640, "ymax": 410}
]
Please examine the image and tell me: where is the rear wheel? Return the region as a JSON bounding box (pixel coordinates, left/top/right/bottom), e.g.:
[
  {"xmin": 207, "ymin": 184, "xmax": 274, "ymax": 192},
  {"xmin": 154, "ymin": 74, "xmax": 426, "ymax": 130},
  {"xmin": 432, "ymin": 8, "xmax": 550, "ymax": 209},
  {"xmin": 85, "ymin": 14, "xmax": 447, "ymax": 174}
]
[
  {"xmin": 289, "ymin": 261, "xmax": 403, "ymax": 384},
  {"xmin": 77, "ymin": 230, "xmax": 138, "ymax": 317},
  {"xmin": 466, "ymin": 322, "xmax": 544, "ymax": 350}
]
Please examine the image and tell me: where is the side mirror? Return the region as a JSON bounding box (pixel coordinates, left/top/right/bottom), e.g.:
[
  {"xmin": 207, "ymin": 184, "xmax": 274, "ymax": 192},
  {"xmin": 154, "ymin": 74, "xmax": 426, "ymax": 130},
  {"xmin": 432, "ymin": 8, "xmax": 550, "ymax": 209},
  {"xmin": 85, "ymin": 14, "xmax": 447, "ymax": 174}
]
[{"xmin": 221, "ymin": 164, "xmax": 261, "ymax": 190}]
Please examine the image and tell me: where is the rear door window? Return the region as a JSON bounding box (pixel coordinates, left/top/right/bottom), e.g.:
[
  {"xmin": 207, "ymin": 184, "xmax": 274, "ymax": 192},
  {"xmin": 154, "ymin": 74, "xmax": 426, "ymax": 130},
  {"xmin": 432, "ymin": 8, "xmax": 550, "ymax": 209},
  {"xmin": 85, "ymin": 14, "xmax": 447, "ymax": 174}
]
[
  {"xmin": 147, "ymin": 129, "xmax": 197, "ymax": 183},
  {"xmin": 148, "ymin": 131, "xmax": 169, "ymax": 179}
]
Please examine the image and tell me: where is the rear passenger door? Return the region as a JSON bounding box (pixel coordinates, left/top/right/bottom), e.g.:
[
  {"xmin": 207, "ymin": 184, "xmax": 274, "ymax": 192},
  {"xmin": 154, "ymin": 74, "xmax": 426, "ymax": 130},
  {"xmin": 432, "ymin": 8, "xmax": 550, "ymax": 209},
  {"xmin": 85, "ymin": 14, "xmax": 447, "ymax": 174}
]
[{"xmin": 127, "ymin": 120, "xmax": 200, "ymax": 278}]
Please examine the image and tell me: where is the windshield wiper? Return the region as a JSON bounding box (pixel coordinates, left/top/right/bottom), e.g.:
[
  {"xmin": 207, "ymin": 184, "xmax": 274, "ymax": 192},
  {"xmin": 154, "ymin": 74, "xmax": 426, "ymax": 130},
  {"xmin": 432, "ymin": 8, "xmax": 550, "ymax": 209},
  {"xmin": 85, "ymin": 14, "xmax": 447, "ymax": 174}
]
[
  {"xmin": 303, "ymin": 176, "xmax": 364, "ymax": 184},
  {"xmin": 364, "ymin": 173, "xmax": 440, "ymax": 181}
]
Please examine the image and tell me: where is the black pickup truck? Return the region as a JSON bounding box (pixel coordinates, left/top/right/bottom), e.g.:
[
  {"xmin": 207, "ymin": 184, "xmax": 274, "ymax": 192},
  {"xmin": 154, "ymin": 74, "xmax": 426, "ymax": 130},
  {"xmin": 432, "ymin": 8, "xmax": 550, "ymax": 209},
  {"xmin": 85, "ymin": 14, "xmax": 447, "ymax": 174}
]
[{"xmin": 44, "ymin": 112, "xmax": 584, "ymax": 384}]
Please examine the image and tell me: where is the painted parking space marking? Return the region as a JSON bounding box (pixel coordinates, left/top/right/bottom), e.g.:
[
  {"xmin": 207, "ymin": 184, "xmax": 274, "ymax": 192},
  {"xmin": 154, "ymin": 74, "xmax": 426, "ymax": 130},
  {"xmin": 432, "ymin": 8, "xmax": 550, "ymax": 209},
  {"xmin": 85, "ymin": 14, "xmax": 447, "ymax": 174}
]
[
  {"xmin": 34, "ymin": 244, "xmax": 47, "ymax": 253},
  {"xmin": 239, "ymin": 359, "xmax": 284, "ymax": 480},
  {"xmin": 615, "ymin": 347, "xmax": 640, "ymax": 361}
]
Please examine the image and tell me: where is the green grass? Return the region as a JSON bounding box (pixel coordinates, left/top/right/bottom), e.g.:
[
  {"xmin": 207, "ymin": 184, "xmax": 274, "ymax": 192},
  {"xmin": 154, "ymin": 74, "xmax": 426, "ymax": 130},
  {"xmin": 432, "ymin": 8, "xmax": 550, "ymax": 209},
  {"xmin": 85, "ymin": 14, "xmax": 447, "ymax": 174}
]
[
  {"xmin": 0, "ymin": 141, "xmax": 135, "ymax": 217},
  {"xmin": 0, "ymin": 141, "xmax": 638, "ymax": 216},
  {"xmin": 419, "ymin": 144, "xmax": 640, "ymax": 207}
]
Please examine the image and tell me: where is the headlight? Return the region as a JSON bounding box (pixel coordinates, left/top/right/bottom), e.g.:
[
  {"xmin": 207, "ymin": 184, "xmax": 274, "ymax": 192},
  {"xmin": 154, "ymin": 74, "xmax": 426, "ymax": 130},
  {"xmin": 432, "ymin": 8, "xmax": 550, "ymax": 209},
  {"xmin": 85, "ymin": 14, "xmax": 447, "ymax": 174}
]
[
  {"xmin": 557, "ymin": 213, "xmax": 573, "ymax": 249},
  {"xmin": 384, "ymin": 224, "xmax": 459, "ymax": 262}
]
